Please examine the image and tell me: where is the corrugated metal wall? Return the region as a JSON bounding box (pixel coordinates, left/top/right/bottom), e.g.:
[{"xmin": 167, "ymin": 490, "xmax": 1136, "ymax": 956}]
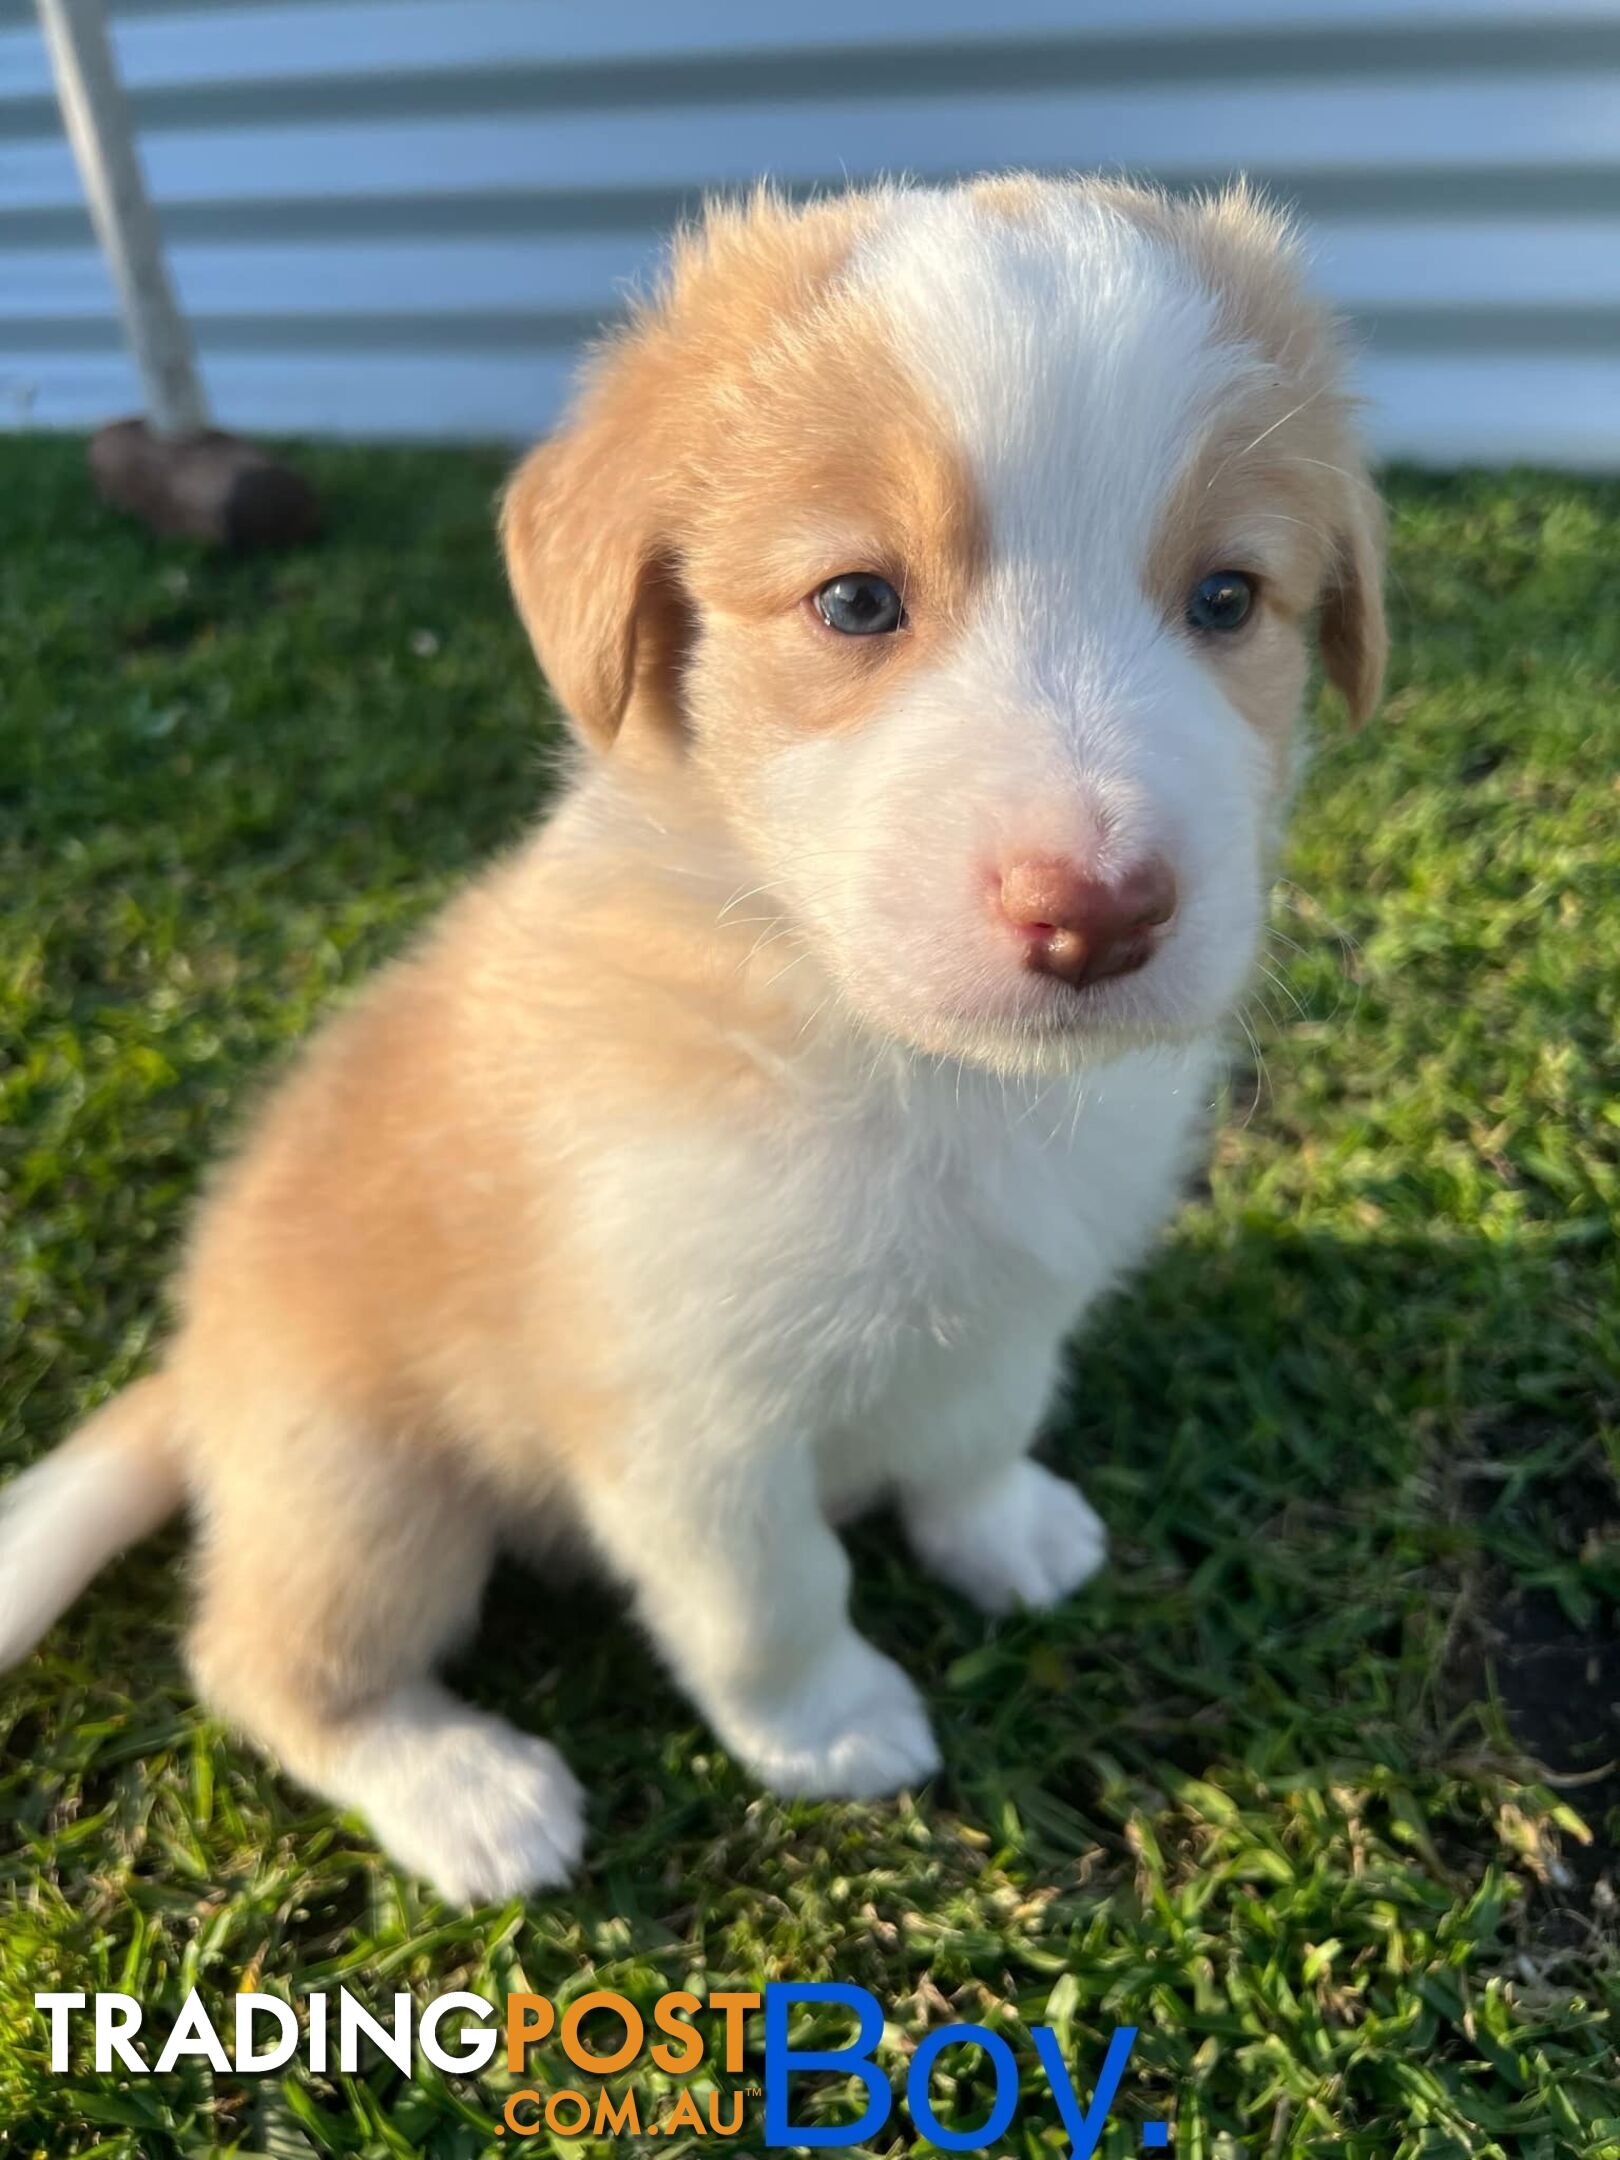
[{"xmin": 2, "ymin": 0, "xmax": 1618, "ymax": 463}]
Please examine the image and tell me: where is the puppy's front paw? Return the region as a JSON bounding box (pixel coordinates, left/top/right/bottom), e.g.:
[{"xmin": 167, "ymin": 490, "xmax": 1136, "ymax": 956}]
[
  {"xmin": 356, "ymin": 1710, "xmax": 586, "ymax": 1905},
  {"xmin": 905, "ymin": 1459, "xmax": 1108, "ymax": 1617},
  {"xmin": 723, "ymin": 1636, "xmax": 940, "ymax": 1801}
]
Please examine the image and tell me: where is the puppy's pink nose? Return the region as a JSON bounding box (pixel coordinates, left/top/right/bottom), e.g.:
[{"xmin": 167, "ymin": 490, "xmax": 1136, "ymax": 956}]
[{"xmin": 999, "ymin": 854, "xmax": 1177, "ymax": 988}]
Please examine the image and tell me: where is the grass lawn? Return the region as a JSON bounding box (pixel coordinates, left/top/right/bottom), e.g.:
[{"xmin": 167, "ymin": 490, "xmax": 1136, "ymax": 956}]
[{"xmin": 1, "ymin": 435, "xmax": 1616, "ymax": 2160}]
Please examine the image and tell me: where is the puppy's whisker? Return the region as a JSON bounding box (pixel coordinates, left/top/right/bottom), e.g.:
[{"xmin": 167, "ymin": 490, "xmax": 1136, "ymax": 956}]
[{"xmin": 1202, "ymin": 385, "xmax": 1328, "ymax": 493}]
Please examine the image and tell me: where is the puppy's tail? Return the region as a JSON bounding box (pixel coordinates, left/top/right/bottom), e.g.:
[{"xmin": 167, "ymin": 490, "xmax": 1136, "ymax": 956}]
[{"xmin": 0, "ymin": 1373, "xmax": 183, "ymax": 1670}]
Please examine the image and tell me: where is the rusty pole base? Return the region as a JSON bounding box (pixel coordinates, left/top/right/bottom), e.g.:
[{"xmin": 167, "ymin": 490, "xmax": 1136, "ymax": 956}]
[{"xmin": 89, "ymin": 417, "xmax": 322, "ymax": 550}]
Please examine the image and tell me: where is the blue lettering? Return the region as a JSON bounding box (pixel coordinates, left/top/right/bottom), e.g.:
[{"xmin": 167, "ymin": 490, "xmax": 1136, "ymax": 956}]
[
  {"xmin": 907, "ymin": 2022, "xmax": 1018, "ymax": 2151},
  {"xmin": 763, "ymin": 1983, "xmax": 891, "ymax": 2149},
  {"xmin": 1031, "ymin": 2023, "xmax": 1139, "ymax": 2160}
]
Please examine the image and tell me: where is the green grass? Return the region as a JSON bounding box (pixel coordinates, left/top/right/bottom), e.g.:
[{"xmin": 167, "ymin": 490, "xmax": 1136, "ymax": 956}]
[{"xmin": 1, "ymin": 436, "xmax": 1617, "ymax": 2160}]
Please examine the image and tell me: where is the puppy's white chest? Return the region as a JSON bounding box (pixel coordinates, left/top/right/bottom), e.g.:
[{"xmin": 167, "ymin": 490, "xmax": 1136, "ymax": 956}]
[
  {"xmin": 579, "ymin": 1039, "xmax": 1216, "ymax": 1440},
  {"xmin": 840, "ymin": 1082, "xmax": 1101, "ymax": 1324},
  {"xmin": 828, "ymin": 1049, "xmax": 1211, "ymax": 1349}
]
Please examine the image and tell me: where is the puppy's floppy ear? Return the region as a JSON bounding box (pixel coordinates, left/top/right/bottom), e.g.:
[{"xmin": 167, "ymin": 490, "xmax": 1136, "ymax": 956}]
[
  {"xmin": 1319, "ymin": 470, "xmax": 1388, "ymax": 726},
  {"xmin": 500, "ymin": 378, "xmax": 690, "ymax": 752}
]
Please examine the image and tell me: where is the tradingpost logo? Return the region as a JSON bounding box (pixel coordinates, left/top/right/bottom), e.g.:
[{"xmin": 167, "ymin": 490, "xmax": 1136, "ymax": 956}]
[{"xmin": 37, "ymin": 1981, "xmax": 1174, "ymax": 2151}]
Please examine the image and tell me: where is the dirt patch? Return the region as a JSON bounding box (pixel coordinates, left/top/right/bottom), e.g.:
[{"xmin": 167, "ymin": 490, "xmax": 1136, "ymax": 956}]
[
  {"xmin": 1493, "ymin": 1589, "xmax": 1620, "ymax": 1790},
  {"xmin": 1449, "ymin": 1437, "xmax": 1620, "ymax": 1937},
  {"xmin": 1488, "ymin": 1585, "xmax": 1620, "ymax": 1888}
]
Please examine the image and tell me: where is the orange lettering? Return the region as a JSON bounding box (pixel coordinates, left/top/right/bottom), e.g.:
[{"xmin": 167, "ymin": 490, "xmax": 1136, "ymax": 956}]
[
  {"xmin": 561, "ymin": 1991, "xmax": 643, "ymax": 2075},
  {"xmin": 709, "ymin": 1992, "xmax": 761, "ymax": 2074},
  {"xmin": 651, "ymin": 1991, "xmax": 703, "ymax": 2075},
  {"xmin": 504, "ymin": 1996, "xmax": 554, "ymax": 2074},
  {"xmin": 503, "ymin": 2090, "xmax": 542, "ymax": 2138}
]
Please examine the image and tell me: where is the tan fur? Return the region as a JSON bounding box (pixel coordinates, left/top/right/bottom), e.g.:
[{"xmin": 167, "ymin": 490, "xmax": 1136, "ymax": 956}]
[
  {"xmin": 502, "ymin": 186, "xmax": 984, "ymax": 776},
  {"xmin": 167, "ymin": 768, "xmax": 854, "ymax": 1792}
]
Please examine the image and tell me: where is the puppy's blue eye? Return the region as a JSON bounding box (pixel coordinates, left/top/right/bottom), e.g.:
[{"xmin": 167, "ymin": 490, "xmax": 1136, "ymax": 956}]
[
  {"xmin": 814, "ymin": 572, "xmax": 905, "ymax": 636},
  {"xmin": 1186, "ymin": 570, "xmax": 1256, "ymax": 633}
]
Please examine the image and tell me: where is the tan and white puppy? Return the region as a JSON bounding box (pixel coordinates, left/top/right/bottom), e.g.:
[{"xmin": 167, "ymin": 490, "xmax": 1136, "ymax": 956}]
[{"xmin": 0, "ymin": 177, "xmax": 1384, "ymax": 1902}]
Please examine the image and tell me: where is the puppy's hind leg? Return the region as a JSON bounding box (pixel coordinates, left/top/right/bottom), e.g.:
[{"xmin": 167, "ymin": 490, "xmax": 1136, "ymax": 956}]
[{"xmin": 185, "ymin": 1418, "xmax": 584, "ymax": 1904}]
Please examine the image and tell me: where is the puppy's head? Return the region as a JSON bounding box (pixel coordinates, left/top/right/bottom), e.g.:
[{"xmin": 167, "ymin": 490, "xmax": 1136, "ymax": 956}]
[{"xmin": 503, "ymin": 177, "xmax": 1385, "ymax": 1071}]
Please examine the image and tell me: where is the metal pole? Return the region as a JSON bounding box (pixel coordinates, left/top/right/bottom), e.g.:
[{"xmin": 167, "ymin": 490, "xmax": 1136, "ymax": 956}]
[{"xmin": 34, "ymin": 0, "xmax": 208, "ymax": 437}]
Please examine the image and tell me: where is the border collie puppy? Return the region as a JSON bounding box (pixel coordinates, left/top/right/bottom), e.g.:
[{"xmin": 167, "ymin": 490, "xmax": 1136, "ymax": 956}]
[{"xmin": 0, "ymin": 176, "xmax": 1384, "ymax": 1901}]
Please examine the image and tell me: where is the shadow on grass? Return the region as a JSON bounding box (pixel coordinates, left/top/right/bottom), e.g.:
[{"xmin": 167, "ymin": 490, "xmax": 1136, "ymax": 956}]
[{"xmin": 440, "ymin": 1208, "xmax": 1616, "ymax": 1927}]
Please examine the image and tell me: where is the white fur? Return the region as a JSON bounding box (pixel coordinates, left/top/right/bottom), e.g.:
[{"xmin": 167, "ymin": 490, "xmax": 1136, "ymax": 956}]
[
  {"xmin": 321, "ymin": 1684, "xmax": 585, "ymax": 1904},
  {"xmin": 0, "ymin": 1385, "xmax": 177, "ymax": 1670},
  {"xmin": 548, "ymin": 1001, "xmax": 1216, "ymax": 1792},
  {"xmin": 905, "ymin": 1458, "xmax": 1110, "ymax": 1617},
  {"xmin": 528, "ymin": 194, "xmax": 1278, "ymax": 1808}
]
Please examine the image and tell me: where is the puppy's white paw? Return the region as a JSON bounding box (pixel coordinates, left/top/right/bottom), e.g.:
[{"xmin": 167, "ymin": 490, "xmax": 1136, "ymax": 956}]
[
  {"xmin": 906, "ymin": 1459, "xmax": 1108, "ymax": 1617},
  {"xmin": 340, "ymin": 1697, "xmax": 586, "ymax": 1904},
  {"xmin": 723, "ymin": 1636, "xmax": 940, "ymax": 1801}
]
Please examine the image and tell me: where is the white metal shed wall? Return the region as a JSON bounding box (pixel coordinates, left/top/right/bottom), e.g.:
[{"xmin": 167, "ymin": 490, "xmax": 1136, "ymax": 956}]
[{"xmin": 2, "ymin": 0, "xmax": 1618, "ymax": 464}]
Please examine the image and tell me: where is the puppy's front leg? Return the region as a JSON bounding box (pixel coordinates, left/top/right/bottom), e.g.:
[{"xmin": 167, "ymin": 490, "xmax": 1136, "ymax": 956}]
[
  {"xmin": 894, "ymin": 1347, "xmax": 1110, "ymax": 1619},
  {"xmin": 576, "ymin": 1441, "xmax": 939, "ymax": 1799},
  {"xmin": 903, "ymin": 1456, "xmax": 1109, "ymax": 1618}
]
